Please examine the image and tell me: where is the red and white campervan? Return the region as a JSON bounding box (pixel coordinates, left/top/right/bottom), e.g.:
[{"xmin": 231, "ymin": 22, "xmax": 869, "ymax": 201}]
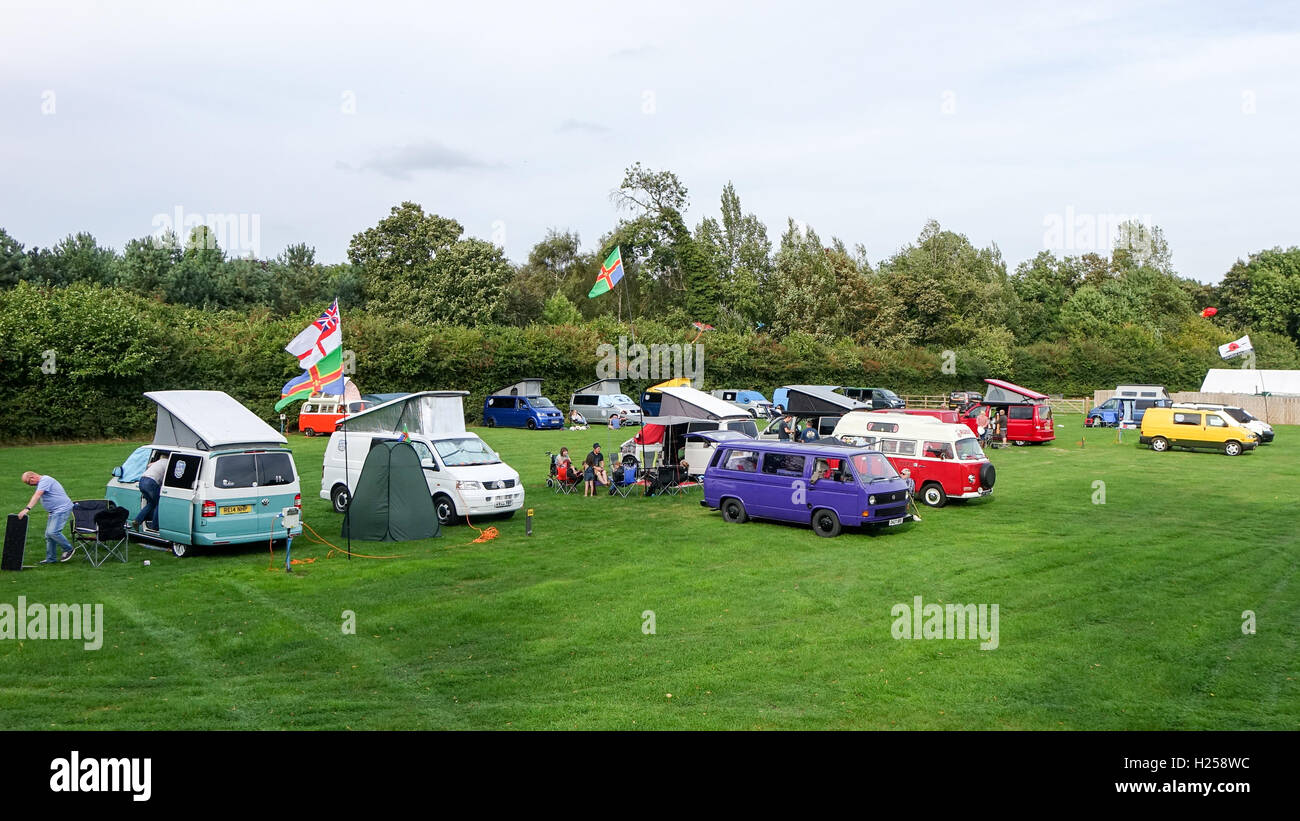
[
  {"xmin": 832, "ymin": 411, "xmax": 995, "ymax": 507},
  {"xmin": 961, "ymin": 378, "xmax": 1055, "ymax": 444},
  {"xmin": 297, "ymin": 395, "xmax": 371, "ymax": 437},
  {"xmin": 872, "ymin": 408, "xmax": 960, "ymax": 424}
]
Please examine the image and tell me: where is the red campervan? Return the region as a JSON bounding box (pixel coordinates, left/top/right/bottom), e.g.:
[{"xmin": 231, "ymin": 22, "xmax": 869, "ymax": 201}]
[
  {"xmin": 833, "ymin": 411, "xmax": 995, "ymax": 507},
  {"xmin": 962, "ymin": 378, "xmax": 1055, "ymax": 444}
]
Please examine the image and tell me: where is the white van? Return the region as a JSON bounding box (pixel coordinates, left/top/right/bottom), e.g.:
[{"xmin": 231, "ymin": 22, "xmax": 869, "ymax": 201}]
[
  {"xmin": 1172, "ymin": 403, "xmax": 1274, "ymax": 443},
  {"xmin": 320, "ymin": 391, "xmax": 523, "ymax": 526},
  {"xmin": 570, "ymin": 379, "xmax": 643, "ymax": 425}
]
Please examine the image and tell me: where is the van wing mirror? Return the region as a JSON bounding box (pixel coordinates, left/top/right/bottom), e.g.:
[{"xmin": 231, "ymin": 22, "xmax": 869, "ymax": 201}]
[{"xmin": 111, "ymin": 466, "xmax": 123, "ymax": 479}]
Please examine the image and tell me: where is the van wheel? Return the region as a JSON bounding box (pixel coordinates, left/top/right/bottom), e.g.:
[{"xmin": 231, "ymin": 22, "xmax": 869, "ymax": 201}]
[
  {"xmin": 1150, "ymin": 436, "xmax": 1169, "ymax": 453},
  {"xmin": 721, "ymin": 498, "xmax": 748, "ymax": 524},
  {"xmin": 302, "ymin": 428, "xmax": 315, "ymax": 437},
  {"xmin": 1224, "ymin": 440, "xmax": 1242, "ymax": 456},
  {"xmin": 485, "ymin": 417, "xmax": 495, "ymax": 428},
  {"xmin": 812, "ymin": 509, "xmax": 841, "ymax": 538},
  {"xmin": 526, "ymin": 418, "xmax": 537, "ymax": 430},
  {"xmin": 170, "ymin": 542, "xmax": 188, "ymax": 558},
  {"xmin": 434, "ymin": 494, "xmax": 457, "ymax": 526},
  {"xmin": 921, "ymin": 482, "xmax": 947, "ymax": 508},
  {"xmin": 330, "ymin": 484, "xmax": 352, "ymax": 513}
]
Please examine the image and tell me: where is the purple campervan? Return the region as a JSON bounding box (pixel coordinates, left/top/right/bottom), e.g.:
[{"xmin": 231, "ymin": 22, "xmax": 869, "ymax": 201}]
[{"xmin": 691, "ymin": 431, "xmax": 915, "ymax": 538}]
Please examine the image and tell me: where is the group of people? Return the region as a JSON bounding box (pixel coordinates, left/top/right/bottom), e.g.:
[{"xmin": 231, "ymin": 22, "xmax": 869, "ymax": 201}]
[
  {"xmin": 773, "ymin": 412, "xmax": 823, "ymax": 443},
  {"xmin": 555, "ymin": 443, "xmax": 617, "ymax": 496}
]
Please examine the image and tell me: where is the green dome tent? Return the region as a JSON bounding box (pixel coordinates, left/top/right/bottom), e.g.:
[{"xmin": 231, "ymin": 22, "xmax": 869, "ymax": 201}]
[{"xmin": 341, "ymin": 440, "xmax": 440, "ymax": 542}]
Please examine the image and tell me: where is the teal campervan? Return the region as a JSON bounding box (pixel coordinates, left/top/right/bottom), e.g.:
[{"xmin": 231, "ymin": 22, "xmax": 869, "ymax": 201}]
[{"xmin": 105, "ymin": 391, "xmax": 303, "ymax": 557}]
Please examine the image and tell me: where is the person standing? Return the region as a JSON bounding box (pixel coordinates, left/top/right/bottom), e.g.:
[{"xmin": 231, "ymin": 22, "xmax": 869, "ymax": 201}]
[
  {"xmin": 17, "ymin": 471, "xmax": 75, "ymax": 564},
  {"xmin": 132, "ymin": 454, "xmax": 167, "ymax": 531},
  {"xmin": 800, "ymin": 420, "xmax": 821, "ymax": 442},
  {"xmin": 777, "ymin": 413, "xmax": 795, "ymax": 441},
  {"xmin": 583, "ymin": 443, "xmax": 607, "ymax": 497}
]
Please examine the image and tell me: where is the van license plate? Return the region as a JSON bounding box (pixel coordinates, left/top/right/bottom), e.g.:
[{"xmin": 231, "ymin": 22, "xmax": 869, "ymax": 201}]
[
  {"xmin": 888, "ymin": 517, "xmax": 904, "ymax": 526},
  {"xmin": 494, "ymin": 498, "xmax": 512, "ymax": 508},
  {"xmin": 220, "ymin": 505, "xmax": 252, "ymax": 515}
]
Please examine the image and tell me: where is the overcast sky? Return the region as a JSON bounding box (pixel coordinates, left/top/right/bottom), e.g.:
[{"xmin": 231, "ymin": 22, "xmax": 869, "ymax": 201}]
[{"xmin": 2, "ymin": 0, "xmax": 1297, "ymax": 282}]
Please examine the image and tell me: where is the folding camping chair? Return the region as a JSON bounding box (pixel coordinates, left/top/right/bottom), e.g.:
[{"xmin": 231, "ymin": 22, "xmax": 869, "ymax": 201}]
[
  {"xmin": 71, "ymin": 501, "xmax": 130, "ymax": 567},
  {"xmin": 666, "ymin": 466, "xmax": 702, "ymax": 496},
  {"xmin": 545, "ymin": 452, "xmax": 582, "ymax": 495},
  {"xmin": 607, "ymin": 463, "xmax": 637, "ymax": 497}
]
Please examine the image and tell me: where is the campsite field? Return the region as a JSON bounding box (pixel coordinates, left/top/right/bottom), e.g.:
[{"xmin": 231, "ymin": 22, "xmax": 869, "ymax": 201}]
[{"xmin": 1, "ymin": 415, "xmax": 1296, "ymax": 730}]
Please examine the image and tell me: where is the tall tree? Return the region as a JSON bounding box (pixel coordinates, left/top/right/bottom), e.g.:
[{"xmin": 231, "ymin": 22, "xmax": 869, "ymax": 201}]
[{"xmin": 349, "ymin": 202, "xmax": 512, "ymax": 326}]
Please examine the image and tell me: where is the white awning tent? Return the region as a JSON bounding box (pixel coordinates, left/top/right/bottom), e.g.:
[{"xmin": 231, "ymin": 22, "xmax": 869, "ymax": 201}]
[
  {"xmin": 1200, "ymin": 369, "xmax": 1300, "ymax": 396},
  {"xmin": 146, "ymin": 391, "xmax": 287, "ymax": 450},
  {"xmin": 656, "ymin": 386, "xmax": 750, "ymax": 420},
  {"xmin": 339, "ymin": 391, "xmax": 468, "ymax": 435}
]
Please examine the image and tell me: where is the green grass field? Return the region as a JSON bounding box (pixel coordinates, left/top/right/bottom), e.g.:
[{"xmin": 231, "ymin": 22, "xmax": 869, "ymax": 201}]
[{"xmin": 1, "ymin": 415, "xmax": 1296, "ymax": 730}]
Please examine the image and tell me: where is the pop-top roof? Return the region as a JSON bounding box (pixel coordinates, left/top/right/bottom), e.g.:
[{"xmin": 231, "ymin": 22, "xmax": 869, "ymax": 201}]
[
  {"xmin": 145, "ymin": 391, "xmax": 286, "ymax": 450},
  {"xmin": 657, "ymin": 386, "xmax": 751, "ymax": 420},
  {"xmin": 340, "ymin": 391, "xmax": 468, "ymax": 436},
  {"xmin": 983, "ymin": 378, "xmax": 1049, "ymax": 403},
  {"xmin": 491, "ymin": 379, "xmax": 544, "ymax": 397},
  {"xmin": 782, "ymin": 385, "xmax": 870, "ymax": 415},
  {"xmin": 574, "ymin": 379, "xmax": 623, "ymax": 395}
]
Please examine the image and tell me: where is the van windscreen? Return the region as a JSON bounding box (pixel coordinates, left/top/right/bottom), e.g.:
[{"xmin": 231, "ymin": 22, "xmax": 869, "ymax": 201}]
[
  {"xmin": 955, "ymin": 438, "xmax": 984, "ymax": 460},
  {"xmin": 434, "ymin": 437, "xmax": 500, "ymax": 466},
  {"xmin": 852, "ymin": 453, "xmax": 897, "ymax": 482}
]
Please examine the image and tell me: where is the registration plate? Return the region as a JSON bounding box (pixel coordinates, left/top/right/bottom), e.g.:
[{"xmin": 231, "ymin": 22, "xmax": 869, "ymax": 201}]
[
  {"xmin": 220, "ymin": 505, "xmax": 252, "ymax": 515},
  {"xmin": 888, "ymin": 517, "xmax": 904, "ymax": 527},
  {"xmin": 493, "ymin": 495, "xmax": 514, "ymax": 508}
]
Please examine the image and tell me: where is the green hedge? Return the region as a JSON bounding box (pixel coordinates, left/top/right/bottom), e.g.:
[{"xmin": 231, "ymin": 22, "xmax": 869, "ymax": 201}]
[{"xmin": 0, "ymin": 282, "xmax": 1294, "ymax": 442}]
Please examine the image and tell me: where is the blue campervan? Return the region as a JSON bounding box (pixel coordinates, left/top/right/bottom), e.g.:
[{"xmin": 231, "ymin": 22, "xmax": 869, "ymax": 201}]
[{"xmin": 482, "ymin": 379, "xmax": 564, "ymax": 430}]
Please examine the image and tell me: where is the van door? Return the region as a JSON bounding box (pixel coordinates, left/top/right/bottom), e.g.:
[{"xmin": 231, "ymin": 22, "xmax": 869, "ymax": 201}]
[
  {"xmin": 208, "ymin": 452, "xmax": 297, "ymax": 540},
  {"xmin": 757, "ymin": 450, "xmax": 809, "ymax": 522},
  {"xmin": 408, "ymin": 439, "xmax": 447, "ymax": 498},
  {"xmin": 806, "ymin": 455, "xmax": 858, "ymax": 525},
  {"xmin": 158, "ymin": 453, "xmax": 202, "ymax": 544}
]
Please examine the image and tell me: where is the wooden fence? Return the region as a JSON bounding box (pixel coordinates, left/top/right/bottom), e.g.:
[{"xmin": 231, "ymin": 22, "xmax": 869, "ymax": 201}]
[
  {"xmin": 1092, "ymin": 390, "xmax": 1300, "ymax": 425},
  {"xmin": 901, "ymin": 395, "xmax": 1089, "ymax": 413}
]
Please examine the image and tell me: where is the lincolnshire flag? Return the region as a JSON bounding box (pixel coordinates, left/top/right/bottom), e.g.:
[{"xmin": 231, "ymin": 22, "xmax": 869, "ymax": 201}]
[
  {"xmin": 588, "ymin": 246, "xmax": 625, "ymax": 298},
  {"xmin": 276, "ymin": 301, "xmax": 345, "ymax": 411}
]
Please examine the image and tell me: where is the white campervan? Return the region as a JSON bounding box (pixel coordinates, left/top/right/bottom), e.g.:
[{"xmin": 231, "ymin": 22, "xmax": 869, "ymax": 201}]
[{"xmin": 320, "ymin": 391, "xmax": 523, "ymax": 526}]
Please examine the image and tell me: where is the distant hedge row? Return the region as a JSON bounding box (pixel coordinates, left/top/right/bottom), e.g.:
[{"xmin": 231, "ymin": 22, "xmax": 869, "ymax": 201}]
[{"xmin": 1, "ymin": 282, "xmax": 1292, "ymax": 442}]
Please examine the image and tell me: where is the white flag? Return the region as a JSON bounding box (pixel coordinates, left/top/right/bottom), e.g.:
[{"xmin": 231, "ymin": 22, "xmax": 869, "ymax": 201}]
[
  {"xmin": 286, "ymin": 299, "xmax": 342, "ymax": 369},
  {"xmin": 1218, "ymin": 335, "xmax": 1253, "ymax": 360}
]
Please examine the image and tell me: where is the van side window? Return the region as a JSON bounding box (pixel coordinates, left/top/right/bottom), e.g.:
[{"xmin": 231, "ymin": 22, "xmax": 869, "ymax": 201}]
[
  {"xmin": 164, "ymin": 454, "xmax": 202, "ymax": 490},
  {"xmin": 1206, "ymin": 414, "xmax": 1226, "ymax": 427},
  {"xmin": 722, "ymin": 449, "xmax": 759, "ymax": 472},
  {"xmin": 409, "ymin": 441, "xmax": 436, "ymax": 465},
  {"xmin": 896, "ymin": 440, "xmax": 916, "ymax": 456},
  {"xmin": 1009, "ymin": 406, "xmax": 1032, "ymax": 420},
  {"xmin": 761, "ymin": 453, "xmax": 806, "ymax": 477},
  {"xmin": 866, "ymin": 421, "xmax": 898, "ymax": 433},
  {"xmin": 923, "ymin": 441, "xmax": 954, "ymax": 459},
  {"xmin": 1173, "ymin": 413, "xmax": 1201, "ymax": 426}
]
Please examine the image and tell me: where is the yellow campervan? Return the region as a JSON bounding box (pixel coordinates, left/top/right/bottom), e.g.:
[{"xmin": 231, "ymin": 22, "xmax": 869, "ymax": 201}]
[{"xmin": 1139, "ymin": 407, "xmax": 1258, "ymax": 456}]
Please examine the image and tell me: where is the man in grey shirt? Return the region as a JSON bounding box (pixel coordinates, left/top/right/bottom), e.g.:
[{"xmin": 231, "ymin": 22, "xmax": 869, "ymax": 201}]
[{"xmin": 18, "ymin": 471, "xmax": 75, "ymax": 564}]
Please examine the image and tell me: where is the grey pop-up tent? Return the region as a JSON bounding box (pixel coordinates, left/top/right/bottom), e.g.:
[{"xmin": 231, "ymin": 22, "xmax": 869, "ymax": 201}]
[
  {"xmin": 341, "ymin": 441, "xmax": 440, "ymax": 542},
  {"xmin": 493, "ymin": 379, "xmax": 544, "ymax": 397},
  {"xmin": 781, "ymin": 385, "xmax": 870, "ymax": 416}
]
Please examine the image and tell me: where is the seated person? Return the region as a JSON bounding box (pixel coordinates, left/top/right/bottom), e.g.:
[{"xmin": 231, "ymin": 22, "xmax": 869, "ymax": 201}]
[
  {"xmin": 608, "ymin": 413, "xmax": 622, "ymax": 430},
  {"xmin": 557, "ymin": 447, "xmax": 575, "ymax": 481}
]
